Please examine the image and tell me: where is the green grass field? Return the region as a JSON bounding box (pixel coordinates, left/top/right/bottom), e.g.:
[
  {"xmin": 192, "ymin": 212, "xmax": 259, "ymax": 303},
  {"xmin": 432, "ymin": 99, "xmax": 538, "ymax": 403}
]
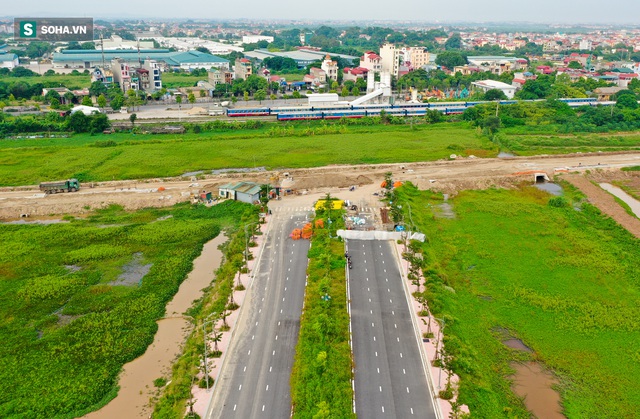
[
  {"xmin": 160, "ymin": 73, "xmax": 205, "ymax": 88},
  {"xmin": 0, "ymin": 123, "xmax": 495, "ymax": 186},
  {"xmin": 394, "ymin": 183, "xmax": 640, "ymax": 418},
  {"xmin": 0, "ymin": 74, "xmax": 92, "ymax": 90},
  {"xmin": 499, "ymin": 131, "xmax": 640, "ymax": 156},
  {"xmin": 0, "ymin": 201, "xmax": 249, "ymax": 418}
]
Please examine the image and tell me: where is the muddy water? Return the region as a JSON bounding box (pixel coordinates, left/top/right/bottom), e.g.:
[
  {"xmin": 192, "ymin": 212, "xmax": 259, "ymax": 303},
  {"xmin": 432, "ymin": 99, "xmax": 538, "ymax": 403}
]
[
  {"xmin": 534, "ymin": 182, "xmax": 564, "ymax": 196},
  {"xmin": 84, "ymin": 233, "xmax": 226, "ymax": 419},
  {"xmin": 511, "ymin": 362, "xmax": 565, "ymax": 419},
  {"xmin": 503, "ymin": 338, "xmax": 533, "ymax": 353},
  {"xmin": 600, "ymin": 183, "xmax": 640, "ymax": 218}
]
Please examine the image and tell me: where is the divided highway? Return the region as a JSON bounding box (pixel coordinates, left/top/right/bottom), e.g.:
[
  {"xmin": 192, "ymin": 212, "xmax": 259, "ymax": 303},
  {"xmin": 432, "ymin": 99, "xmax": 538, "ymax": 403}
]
[
  {"xmin": 347, "ymin": 239, "xmax": 437, "ymax": 419},
  {"xmin": 207, "ymin": 211, "xmax": 310, "ymax": 419}
]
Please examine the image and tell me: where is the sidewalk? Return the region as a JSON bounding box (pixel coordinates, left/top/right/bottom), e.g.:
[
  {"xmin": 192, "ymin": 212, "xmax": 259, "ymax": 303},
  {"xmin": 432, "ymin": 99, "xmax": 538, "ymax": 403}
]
[
  {"xmin": 394, "ymin": 241, "xmax": 469, "ymax": 419},
  {"xmin": 189, "ymin": 216, "xmax": 271, "ymax": 417}
]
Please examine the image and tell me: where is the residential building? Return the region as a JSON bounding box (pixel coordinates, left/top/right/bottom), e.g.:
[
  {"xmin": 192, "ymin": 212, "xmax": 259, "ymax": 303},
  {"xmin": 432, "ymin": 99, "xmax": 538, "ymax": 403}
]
[
  {"xmin": 579, "ymin": 39, "xmax": 593, "ymax": 51},
  {"xmin": 594, "ymin": 86, "xmax": 625, "ymax": 101},
  {"xmin": 320, "ymin": 55, "xmax": 338, "ymax": 81},
  {"xmin": 400, "ymin": 47, "xmax": 430, "ymax": 69},
  {"xmin": 208, "ymin": 68, "xmax": 225, "ymax": 85},
  {"xmin": 380, "ymin": 43, "xmax": 400, "ymax": 78},
  {"xmin": 360, "ymin": 51, "xmax": 382, "ymax": 73},
  {"xmin": 142, "ymin": 60, "xmax": 162, "ymax": 91},
  {"xmin": 244, "ymin": 48, "xmax": 357, "ymax": 69},
  {"xmin": 234, "ymin": 58, "xmax": 252, "ymax": 80},
  {"xmin": 452, "ymin": 65, "xmax": 482, "ymax": 75},
  {"xmin": 309, "ymin": 67, "xmax": 327, "ymax": 83},
  {"xmin": 91, "ymin": 67, "xmax": 114, "ymax": 88},
  {"xmin": 111, "ymin": 59, "xmax": 132, "ymax": 92},
  {"xmin": 471, "ymin": 80, "xmax": 517, "ymax": 99}
]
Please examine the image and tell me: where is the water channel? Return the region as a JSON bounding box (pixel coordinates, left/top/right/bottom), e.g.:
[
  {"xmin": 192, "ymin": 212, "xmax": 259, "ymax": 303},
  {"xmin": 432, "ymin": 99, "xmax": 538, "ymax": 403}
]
[{"xmin": 84, "ymin": 233, "xmax": 226, "ymax": 419}]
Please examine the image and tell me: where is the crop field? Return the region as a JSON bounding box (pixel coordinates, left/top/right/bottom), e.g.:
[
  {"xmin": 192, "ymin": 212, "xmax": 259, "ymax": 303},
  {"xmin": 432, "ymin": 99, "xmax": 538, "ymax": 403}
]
[
  {"xmin": 0, "ymin": 201, "xmax": 249, "ymax": 418},
  {"xmin": 0, "ymin": 74, "xmax": 92, "ymax": 89},
  {"xmin": 394, "ymin": 183, "xmax": 640, "ymax": 418},
  {"xmin": 160, "ymin": 73, "xmax": 204, "ymax": 88},
  {"xmin": 499, "ymin": 131, "xmax": 640, "ymax": 156},
  {"xmin": 0, "ymin": 123, "xmax": 493, "ymax": 186}
]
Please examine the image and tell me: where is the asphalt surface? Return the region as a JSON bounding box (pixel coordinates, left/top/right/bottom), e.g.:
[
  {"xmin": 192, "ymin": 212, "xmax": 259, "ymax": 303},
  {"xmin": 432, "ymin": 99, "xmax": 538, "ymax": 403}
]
[
  {"xmin": 207, "ymin": 211, "xmax": 310, "ymax": 419},
  {"xmin": 347, "ymin": 239, "xmax": 437, "ymax": 419}
]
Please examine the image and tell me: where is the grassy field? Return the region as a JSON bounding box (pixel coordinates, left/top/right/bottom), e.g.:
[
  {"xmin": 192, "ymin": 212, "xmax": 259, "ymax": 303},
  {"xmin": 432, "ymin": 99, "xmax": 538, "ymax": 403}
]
[
  {"xmin": 290, "ymin": 210, "xmax": 354, "ymax": 418},
  {"xmin": 0, "ymin": 201, "xmax": 249, "ymax": 418},
  {"xmin": 0, "ymin": 123, "xmax": 494, "ymax": 186},
  {"xmin": 160, "ymin": 73, "xmax": 205, "ymax": 88},
  {"xmin": 0, "ymin": 74, "xmax": 92, "ymax": 89},
  {"xmin": 499, "ymin": 131, "xmax": 640, "ymax": 156},
  {"xmin": 394, "ymin": 183, "xmax": 640, "ymax": 418}
]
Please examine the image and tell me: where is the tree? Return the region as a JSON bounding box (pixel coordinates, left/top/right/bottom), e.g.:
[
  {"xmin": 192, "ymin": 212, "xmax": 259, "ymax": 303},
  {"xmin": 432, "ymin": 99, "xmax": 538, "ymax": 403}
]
[
  {"xmin": 243, "ymin": 91, "xmax": 249, "ymax": 102},
  {"xmin": 483, "ymin": 89, "xmax": 508, "ymax": 101},
  {"xmin": 351, "ymin": 86, "xmax": 360, "ymax": 97},
  {"xmin": 341, "ymin": 86, "xmax": 349, "ymax": 97},
  {"xmin": 129, "ymin": 113, "xmax": 137, "ymax": 127},
  {"xmin": 292, "ymin": 90, "xmax": 301, "ymax": 100},
  {"xmin": 445, "ymin": 33, "xmax": 463, "ymax": 50},
  {"xmin": 188, "ymin": 92, "xmax": 196, "ymax": 106},
  {"xmin": 49, "ymin": 97, "xmax": 60, "ymax": 109},
  {"xmin": 81, "ymin": 96, "xmax": 93, "ymax": 107},
  {"xmin": 175, "ymin": 94, "xmax": 183, "ymax": 106},
  {"xmin": 89, "ymin": 81, "xmax": 107, "ymax": 97},
  {"xmin": 435, "ymin": 51, "xmax": 467, "ymax": 69},
  {"xmin": 90, "ymin": 113, "xmax": 110, "ymax": 133},
  {"xmin": 331, "ymin": 81, "xmax": 339, "ymax": 91},
  {"xmin": 110, "ymin": 94, "xmax": 124, "ymax": 111},
  {"xmin": 270, "ymin": 93, "xmax": 276, "ymax": 101},
  {"xmin": 567, "ymin": 61, "xmax": 583, "ymax": 69},
  {"xmin": 67, "ymin": 111, "xmax": 89, "ymax": 132},
  {"xmin": 425, "ymin": 109, "xmax": 442, "ymax": 124},
  {"xmin": 199, "ymin": 89, "xmax": 207, "ymax": 98},
  {"xmin": 616, "ymin": 93, "xmax": 638, "ymax": 109},
  {"xmin": 97, "ymin": 94, "xmax": 107, "ymax": 109},
  {"xmin": 254, "ymin": 89, "xmax": 267, "ymax": 104},
  {"xmin": 63, "ymin": 92, "xmax": 76, "ymax": 105}
]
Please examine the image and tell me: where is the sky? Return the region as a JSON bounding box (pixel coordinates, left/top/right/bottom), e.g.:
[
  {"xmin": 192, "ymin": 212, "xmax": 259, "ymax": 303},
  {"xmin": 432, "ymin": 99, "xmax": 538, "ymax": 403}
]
[{"xmin": 3, "ymin": 0, "xmax": 640, "ymax": 24}]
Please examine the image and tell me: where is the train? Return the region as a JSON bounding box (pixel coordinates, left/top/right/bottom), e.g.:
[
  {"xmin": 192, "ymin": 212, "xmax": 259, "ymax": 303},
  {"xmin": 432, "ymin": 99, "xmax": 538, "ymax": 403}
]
[{"xmin": 226, "ymin": 97, "xmax": 601, "ymax": 120}]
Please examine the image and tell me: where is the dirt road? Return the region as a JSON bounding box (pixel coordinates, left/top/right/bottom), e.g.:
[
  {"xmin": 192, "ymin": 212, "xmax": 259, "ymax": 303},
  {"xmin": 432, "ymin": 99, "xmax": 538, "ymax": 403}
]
[{"xmin": 1, "ymin": 151, "xmax": 639, "ymax": 220}]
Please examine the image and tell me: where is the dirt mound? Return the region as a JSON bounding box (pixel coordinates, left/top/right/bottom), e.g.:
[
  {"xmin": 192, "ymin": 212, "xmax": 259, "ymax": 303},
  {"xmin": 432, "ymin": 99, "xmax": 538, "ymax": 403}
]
[{"xmin": 292, "ymin": 173, "xmax": 373, "ymax": 190}]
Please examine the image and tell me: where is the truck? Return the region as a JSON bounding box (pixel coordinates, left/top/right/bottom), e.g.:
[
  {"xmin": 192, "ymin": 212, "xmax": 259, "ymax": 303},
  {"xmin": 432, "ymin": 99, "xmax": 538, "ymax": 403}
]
[{"xmin": 39, "ymin": 179, "xmax": 80, "ymax": 194}]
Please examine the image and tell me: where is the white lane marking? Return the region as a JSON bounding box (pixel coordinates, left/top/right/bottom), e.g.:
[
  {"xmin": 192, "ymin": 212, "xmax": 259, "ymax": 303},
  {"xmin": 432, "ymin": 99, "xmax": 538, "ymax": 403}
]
[
  {"xmin": 392, "ymin": 311, "xmax": 395, "ymax": 315},
  {"xmin": 400, "ymin": 353, "xmax": 403, "ymax": 358},
  {"xmin": 266, "ymin": 385, "xmax": 269, "ymax": 391},
  {"xmin": 273, "ymin": 350, "xmax": 276, "ymax": 355},
  {"xmin": 382, "ymin": 406, "xmax": 385, "ymax": 413},
  {"xmin": 388, "ymin": 288, "xmax": 390, "ymax": 293},
  {"xmin": 275, "ymin": 335, "xmax": 278, "ymax": 340},
  {"xmin": 381, "ymin": 253, "xmax": 383, "ymax": 256},
  {"xmin": 270, "ymin": 366, "xmax": 273, "ymax": 372},
  {"xmin": 284, "ymin": 287, "xmax": 287, "ymax": 291},
  {"xmin": 365, "ymin": 269, "xmax": 368, "ymax": 272},
  {"xmin": 262, "ymin": 405, "xmax": 265, "ymax": 412},
  {"xmin": 370, "ymin": 310, "xmax": 373, "ymax": 314},
  {"xmin": 390, "ymin": 299, "xmax": 393, "ymax": 303},
  {"xmin": 234, "ymin": 404, "xmax": 237, "ymax": 411},
  {"xmin": 372, "ymin": 322, "xmax": 375, "ymax": 327},
  {"xmin": 403, "ymin": 368, "xmax": 406, "ymax": 374},
  {"xmin": 280, "ymin": 309, "xmax": 283, "ymax": 313},
  {"xmin": 397, "ymin": 337, "xmax": 400, "ymax": 342},
  {"xmin": 411, "ymin": 408, "xmax": 414, "ymax": 415},
  {"xmin": 375, "ymin": 351, "xmax": 378, "ymax": 357},
  {"xmin": 252, "ymin": 335, "xmax": 255, "ymax": 340},
  {"xmin": 369, "ymin": 298, "xmax": 372, "ymax": 303},
  {"xmin": 278, "ymin": 321, "xmax": 281, "ymax": 326},
  {"xmin": 366, "ymin": 278, "xmax": 369, "ymax": 281},
  {"xmin": 243, "ymin": 366, "xmax": 247, "ymax": 372},
  {"xmin": 379, "ymin": 386, "xmax": 382, "ymax": 392},
  {"xmin": 407, "ymin": 387, "xmax": 410, "ymax": 393},
  {"xmin": 394, "ymin": 324, "xmax": 397, "ymax": 329},
  {"xmin": 256, "ymin": 322, "xmax": 259, "ymax": 326},
  {"xmin": 259, "ymin": 309, "xmax": 262, "ymax": 313},
  {"xmin": 373, "ymin": 336, "xmax": 376, "ymax": 342},
  {"xmin": 290, "ymin": 259, "xmax": 292, "ymax": 263},
  {"xmin": 386, "ymin": 278, "xmax": 388, "ymax": 282},
  {"xmin": 283, "ymin": 297, "xmax": 285, "ymax": 302},
  {"xmin": 368, "ymin": 288, "xmax": 370, "ymax": 292},
  {"xmin": 239, "ymin": 384, "xmax": 242, "ymax": 391},
  {"xmin": 382, "ymin": 261, "xmax": 385, "ymax": 264},
  {"xmin": 248, "ymin": 350, "xmax": 251, "ymax": 355},
  {"xmin": 262, "ymin": 298, "xmax": 265, "ymax": 302},
  {"xmin": 377, "ymin": 368, "xmax": 380, "ymax": 373}
]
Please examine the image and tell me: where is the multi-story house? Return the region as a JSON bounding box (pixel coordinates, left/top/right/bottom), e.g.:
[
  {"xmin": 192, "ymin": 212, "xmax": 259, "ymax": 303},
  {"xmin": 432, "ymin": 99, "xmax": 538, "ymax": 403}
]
[
  {"xmin": 321, "ymin": 55, "xmax": 338, "ymax": 81},
  {"xmin": 234, "ymin": 58, "xmax": 252, "ymax": 80},
  {"xmin": 380, "ymin": 43, "xmax": 400, "ymax": 78}
]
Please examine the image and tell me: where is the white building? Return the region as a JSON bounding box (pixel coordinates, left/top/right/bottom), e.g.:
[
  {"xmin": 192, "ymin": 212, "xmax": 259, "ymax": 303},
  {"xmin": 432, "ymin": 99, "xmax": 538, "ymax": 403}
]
[
  {"xmin": 0, "ymin": 51, "xmax": 19, "ymax": 69},
  {"xmin": 579, "ymin": 39, "xmax": 593, "ymax": 51},
  {"xmin": 100, "ymin": 35, "xmax": 154, "ymax": 50},
  {"xmin": 360, "ymin": 51, "xmax": 382, "ymax": 73},
  {"xmin": 471, "ymin": 80, "xmax": 517, "ymax": 99},
  {"xmin": 380, "ymin": 43, "xmax": 400, "ymax": 78},
  {"xmin": 321, "ymin": 55, "xmax": 338, "ymax": 81},
  {"xmin": 242, "ymin": 35, "xmax": 274, "ymax": 44}
]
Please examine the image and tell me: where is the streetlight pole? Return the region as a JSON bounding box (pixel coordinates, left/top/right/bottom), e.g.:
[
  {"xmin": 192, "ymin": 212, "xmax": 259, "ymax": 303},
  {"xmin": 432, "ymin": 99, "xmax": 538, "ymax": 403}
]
[
  {"xmin": 202, "ymin": 312, "xmax": 218, "ymax": 391},
  {"xmin": 434, "ymin": 317, "xmax": 446, "ymax": 389}
]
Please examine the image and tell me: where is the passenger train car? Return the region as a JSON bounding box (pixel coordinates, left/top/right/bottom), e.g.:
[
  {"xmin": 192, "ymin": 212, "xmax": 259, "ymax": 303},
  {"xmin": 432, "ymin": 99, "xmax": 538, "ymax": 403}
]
[{"xmin": 228, "ymin": 97, "xmax": 601, "ymax": 120}]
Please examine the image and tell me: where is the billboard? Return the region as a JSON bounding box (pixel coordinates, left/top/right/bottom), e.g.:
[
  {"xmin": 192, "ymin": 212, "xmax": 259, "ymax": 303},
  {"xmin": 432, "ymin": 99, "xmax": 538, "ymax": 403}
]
[{"xmin": 14, "ymin": 18, "xmax": 94, "ymax": 42}]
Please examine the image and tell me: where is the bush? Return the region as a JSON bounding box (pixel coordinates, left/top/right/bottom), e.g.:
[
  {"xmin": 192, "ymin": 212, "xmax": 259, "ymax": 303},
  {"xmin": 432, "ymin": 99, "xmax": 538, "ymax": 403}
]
[
  {"xmin": 548, "ymin": 196, "xmax": 569, "ymax": 208},
  {"xmin": 153, "ymin": 377, "xmax": 167, "ymax": 388}
]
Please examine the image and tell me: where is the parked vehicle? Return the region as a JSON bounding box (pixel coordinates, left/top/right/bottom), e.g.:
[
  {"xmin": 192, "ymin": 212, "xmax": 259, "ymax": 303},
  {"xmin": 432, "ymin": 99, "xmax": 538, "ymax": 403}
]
[{"xmin": 39, "ymin": 179, "xmax": 80, "ymax": 194}]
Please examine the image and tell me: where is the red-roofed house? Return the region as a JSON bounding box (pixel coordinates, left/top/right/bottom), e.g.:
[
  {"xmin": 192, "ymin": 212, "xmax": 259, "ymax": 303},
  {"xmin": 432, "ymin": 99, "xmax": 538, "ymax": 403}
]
[
  {"xmin": 360, "ymin": 51, "xmax": 382, "ymax": 73},
  {"xmin": 343, "ymin": 66, "xmax": 369, "ymax": 82}
]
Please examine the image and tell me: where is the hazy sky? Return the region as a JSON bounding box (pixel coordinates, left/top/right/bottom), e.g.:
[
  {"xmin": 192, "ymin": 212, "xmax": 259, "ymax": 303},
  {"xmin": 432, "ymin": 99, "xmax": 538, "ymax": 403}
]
[{"xmin": 4, "ymin": 0, "xmax": 640, "ymax": 24}]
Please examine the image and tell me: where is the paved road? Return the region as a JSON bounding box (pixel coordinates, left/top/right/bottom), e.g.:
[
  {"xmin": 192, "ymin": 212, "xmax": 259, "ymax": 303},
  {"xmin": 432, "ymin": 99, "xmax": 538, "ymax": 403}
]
[
  {"xmin": 347, "ymin": 239, "xmax": 437, "ymax": 419},
  {"xmin": 207, "ymin": 211, "xmax": 310, "ymax": 419}
]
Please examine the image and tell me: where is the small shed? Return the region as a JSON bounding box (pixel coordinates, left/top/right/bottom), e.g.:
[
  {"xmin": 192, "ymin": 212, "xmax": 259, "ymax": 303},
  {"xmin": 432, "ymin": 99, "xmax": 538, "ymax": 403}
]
[
  {"xmin": 307, "ymin": 93, "xmax": 340, "ymax": 107},
  {"xmin": 219, "ymin": 181, "xmax": 261, "ymax": 204}
]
